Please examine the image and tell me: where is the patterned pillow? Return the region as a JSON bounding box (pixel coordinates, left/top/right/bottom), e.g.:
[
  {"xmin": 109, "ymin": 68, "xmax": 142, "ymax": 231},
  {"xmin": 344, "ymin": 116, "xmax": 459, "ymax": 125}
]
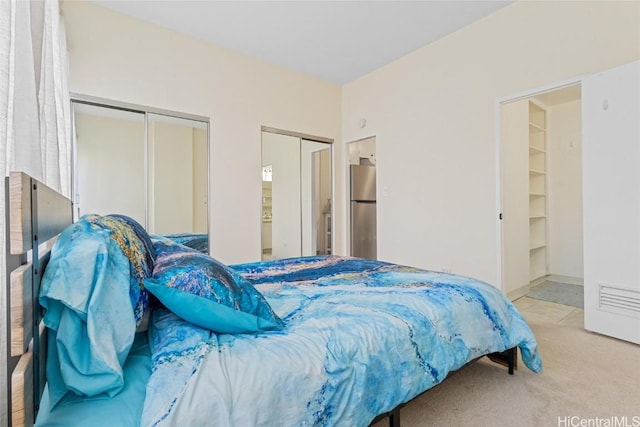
[
  {"xmin": 160, "ymin": 232, "xmax": 209, "ymax": 253},
  {"xmin": 145, "ymin": 238, "xmax": 284, "ymax": 333},
  {"xmin": 84, "ymin": 214, "xmax": 154, "ymax": 324}
]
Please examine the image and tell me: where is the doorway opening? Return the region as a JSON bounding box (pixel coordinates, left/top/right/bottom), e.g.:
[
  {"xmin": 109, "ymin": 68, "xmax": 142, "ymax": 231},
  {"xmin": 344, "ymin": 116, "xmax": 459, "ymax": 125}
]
[{"xmin": 499, "ymin": 83, "xmax": 583, "ymax": 314}]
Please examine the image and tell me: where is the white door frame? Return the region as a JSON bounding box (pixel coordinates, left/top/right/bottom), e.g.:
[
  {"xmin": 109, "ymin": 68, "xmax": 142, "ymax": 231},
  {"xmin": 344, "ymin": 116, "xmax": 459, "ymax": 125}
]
[{"xmin": 494, "ymin": 74, "xmax": 587, "ymax": 294}]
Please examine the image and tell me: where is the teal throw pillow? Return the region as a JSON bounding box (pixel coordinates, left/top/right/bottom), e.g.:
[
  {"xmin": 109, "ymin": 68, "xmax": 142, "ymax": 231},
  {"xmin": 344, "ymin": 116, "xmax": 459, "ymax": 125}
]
[{"xmin": 145, "ymin": 239, "xmax": 284, "ymax": 334}]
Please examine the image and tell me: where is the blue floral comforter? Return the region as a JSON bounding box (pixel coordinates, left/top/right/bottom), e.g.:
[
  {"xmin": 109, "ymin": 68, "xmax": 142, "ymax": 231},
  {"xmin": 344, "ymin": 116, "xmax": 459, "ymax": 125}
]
[{"xmin": 141, "ymin": 256, "xmax": 541, "ymax": 427}]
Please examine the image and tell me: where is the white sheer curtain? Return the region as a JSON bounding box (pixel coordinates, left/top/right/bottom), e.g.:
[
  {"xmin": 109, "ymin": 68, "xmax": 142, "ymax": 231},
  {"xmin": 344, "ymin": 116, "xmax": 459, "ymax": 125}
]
[{"xmin": 1, "ymin": 0, "xmax": 70, "ymax": 420}]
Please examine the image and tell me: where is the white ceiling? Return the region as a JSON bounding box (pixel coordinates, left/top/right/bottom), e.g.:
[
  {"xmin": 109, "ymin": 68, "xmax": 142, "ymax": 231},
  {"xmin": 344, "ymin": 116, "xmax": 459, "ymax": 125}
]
[{"xmin": 94, "ymin": 0, "xmax": 514, "ymax": 85}]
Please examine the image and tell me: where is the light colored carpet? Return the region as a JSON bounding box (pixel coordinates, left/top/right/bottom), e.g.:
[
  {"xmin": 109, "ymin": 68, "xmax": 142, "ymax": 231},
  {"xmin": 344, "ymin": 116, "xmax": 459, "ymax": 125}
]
[
  {"xmin": 527, "ymin": 282, "xmax": 584, "ymax": 308},
  {"xmin": 371, "ymin": 299, "xmax": 639, "ymax": 427}
]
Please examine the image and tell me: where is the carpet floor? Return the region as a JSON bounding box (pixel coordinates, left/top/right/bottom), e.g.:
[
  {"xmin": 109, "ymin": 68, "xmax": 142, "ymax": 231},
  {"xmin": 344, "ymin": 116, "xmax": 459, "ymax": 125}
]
[{"xmin": 371, "ymin": 297, "xmax": 639, "ymax": 427}]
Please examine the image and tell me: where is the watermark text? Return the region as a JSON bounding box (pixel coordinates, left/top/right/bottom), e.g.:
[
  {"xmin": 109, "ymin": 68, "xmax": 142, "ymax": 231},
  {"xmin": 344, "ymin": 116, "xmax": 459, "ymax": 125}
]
[{"xmin": 558, "ymin": 416, "xmax": 640, "ymax": 427}]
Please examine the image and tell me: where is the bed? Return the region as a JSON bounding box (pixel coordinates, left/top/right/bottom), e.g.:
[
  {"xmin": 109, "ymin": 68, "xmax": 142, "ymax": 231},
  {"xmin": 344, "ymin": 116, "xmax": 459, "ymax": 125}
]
[{"xmin": 3, "ymin": 171, "xmax": 542, "ymax": 427}]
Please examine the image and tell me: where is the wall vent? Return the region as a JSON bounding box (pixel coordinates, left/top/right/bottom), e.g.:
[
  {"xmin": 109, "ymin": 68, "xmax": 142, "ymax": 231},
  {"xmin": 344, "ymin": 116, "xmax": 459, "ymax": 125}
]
[{"xmin": 599, "ymin": 283, "xmax": 640, "ymax": 318}]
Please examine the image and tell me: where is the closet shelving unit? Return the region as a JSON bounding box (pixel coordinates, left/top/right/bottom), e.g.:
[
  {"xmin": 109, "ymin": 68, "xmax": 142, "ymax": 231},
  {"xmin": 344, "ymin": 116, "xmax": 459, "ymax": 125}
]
[{"xmin": 528, "ymin": 101, "xmax": 548, "ymax": 283}]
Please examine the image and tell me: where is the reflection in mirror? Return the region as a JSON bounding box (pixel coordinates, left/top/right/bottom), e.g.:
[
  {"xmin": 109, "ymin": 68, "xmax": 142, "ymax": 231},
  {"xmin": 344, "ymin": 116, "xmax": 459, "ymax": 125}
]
[
  {"xmin": 74, "ymin": 104, "xmax": 146, "ymax": 224},
  {"xmin": 72, "ymin": 100, "xmax": 209, "ymax": 251},
  {"xmin": 261, "ymin": 165, "xmax": 273, "ymax": 256},
  {"xmin": 147, "ymin": 113, "xmax": 208, "ymax": 235},
  {"xmin": 301, "ymin": 140, "xmax": 332, "ymax": 257},
  {"xmin": 261, "ymin": 131, "xmax": 332, "ymax": 260},
  {"xmin": 261, "ymin": 132, "xmax": 300, "ymax": 260}
]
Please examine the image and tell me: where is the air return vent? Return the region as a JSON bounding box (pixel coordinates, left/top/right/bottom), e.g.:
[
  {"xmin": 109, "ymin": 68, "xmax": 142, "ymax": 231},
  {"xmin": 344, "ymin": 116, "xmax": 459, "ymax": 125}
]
[{"xmin": 599, "ymin": 284, "xmax": 640, "ymax": 318}]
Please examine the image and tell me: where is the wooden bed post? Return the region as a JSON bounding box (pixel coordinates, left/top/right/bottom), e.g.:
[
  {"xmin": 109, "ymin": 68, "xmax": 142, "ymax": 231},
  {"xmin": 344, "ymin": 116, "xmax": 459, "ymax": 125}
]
[
  {"xmin": 3, "ymin": 172, "xmax": 72, "ymax": 427},
  {"xmin": 2, "ymin": 176, "xmax": 13, "ymax": 426}
]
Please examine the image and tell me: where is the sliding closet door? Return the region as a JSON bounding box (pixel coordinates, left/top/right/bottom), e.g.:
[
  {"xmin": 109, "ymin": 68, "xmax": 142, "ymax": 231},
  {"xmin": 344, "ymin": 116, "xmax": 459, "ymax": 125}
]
[
  {"xmin": 262, "ymin": 131, "xmax": 301, "ymax": 259},
  {"xmin": 73, "ymin": 98, "xmax": 210, "ymax": 246},
  {"xmin": 261, "ymin": 130, "xmax": 333, "ymax": 260},
  {"xmin": 74, "ymin": 104, "xmax": 146, "ymax": 224},
  {"xmin": 147, "ymin": 114, "xmax": 208, "ymax": 234},
  {"xmin": 301, "ymin": 140, "xmax": 331, "ymax": 257}
]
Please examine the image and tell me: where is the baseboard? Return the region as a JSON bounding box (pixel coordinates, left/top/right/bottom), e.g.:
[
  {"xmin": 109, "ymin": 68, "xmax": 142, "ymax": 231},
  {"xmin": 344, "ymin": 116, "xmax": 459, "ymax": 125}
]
[
  {"xmin": 507, "ymin": 284, "xmax": 531, "ymax": 301},
  {"xmin": 530, "ymin": 276, "xmax": 548, "ymax": 288},
  {"xmin": 547, "ymin": 274, "xmax": 584, "ymax": 286}
]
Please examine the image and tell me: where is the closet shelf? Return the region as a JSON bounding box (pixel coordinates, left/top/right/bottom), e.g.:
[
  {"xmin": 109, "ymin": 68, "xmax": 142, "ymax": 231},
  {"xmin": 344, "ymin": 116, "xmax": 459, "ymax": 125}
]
[
  {"xmin": 529, "ymin": 192, "xmax": 546, "ymax": 197},
  {"xmin": 529, "ymin": 122, "xmax": 546, "ymax": 132},
  {"xmin": 530, "ymin": 243, "xmax": 546, "ymax": 251},
  {"xmin": 529, "ymin": 169, "xmax": 545, "ymax": 175},
  {"xmin": 529, "ymin": 145, "xmax": 545, "ymax": 154}
]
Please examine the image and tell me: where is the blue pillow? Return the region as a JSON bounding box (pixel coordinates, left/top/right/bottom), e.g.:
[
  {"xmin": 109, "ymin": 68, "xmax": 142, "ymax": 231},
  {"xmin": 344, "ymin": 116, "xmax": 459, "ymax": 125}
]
[
  {"xmin": 160, "ymin": 232, "xmax": 209, "ymax": 253},
  {"xmin": 39, "ymin": 214, "xmax": 155, "ymax": 408},
  {"xmin": 84, "ymin": 214, "xmax": 155, "ymax": 324},
  {"xmin": 144, "ymin": 238, "xmax": 284, "ymax": 333}
]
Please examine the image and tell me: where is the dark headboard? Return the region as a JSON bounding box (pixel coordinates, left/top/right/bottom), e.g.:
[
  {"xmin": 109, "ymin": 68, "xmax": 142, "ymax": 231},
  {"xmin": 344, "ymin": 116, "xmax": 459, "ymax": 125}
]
[{"xmin": 2, "ymin": 172, "xmax": 73, "ymax": 427}]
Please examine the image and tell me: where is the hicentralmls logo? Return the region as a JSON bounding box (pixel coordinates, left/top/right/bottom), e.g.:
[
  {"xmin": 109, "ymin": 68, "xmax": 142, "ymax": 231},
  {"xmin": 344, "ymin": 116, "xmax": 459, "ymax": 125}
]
[{"xmin": 558, "ymin": 416, "xmax": 640, "ymax": 427}]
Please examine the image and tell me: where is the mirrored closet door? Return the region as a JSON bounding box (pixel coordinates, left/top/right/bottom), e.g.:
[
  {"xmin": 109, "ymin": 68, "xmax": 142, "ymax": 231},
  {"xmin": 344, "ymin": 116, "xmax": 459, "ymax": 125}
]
[
  {"xmin": 261, "ymin": 129, "xmax": 332, "ymax": 260},
  {"xmin": 72, "ymin": 97, "xmax": 209, "ymax": 244},
  {"xmin": 74, "ymin": 103, "xmax": 146, "ymax": 223}
]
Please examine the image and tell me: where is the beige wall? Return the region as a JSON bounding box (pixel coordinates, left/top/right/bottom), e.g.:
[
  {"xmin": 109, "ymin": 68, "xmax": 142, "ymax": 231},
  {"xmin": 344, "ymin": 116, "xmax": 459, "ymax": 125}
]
[
  {"xmin": 342, "ymin": 1, "xmax": 640, "ymax": 285},
  {"xmin": 63, "ymin": 1, "xmax": 342, "ymax": 264},
  {"xmin": 547, "ymin": 99, "xmax": 583, "ymax": 280}
]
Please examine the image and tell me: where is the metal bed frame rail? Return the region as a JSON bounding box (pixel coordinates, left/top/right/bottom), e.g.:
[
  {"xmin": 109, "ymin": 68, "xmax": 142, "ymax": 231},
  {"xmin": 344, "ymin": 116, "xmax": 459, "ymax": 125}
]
[{"xmin": 371, "ymin": 347, "xmax": 518, "ymax": 427}]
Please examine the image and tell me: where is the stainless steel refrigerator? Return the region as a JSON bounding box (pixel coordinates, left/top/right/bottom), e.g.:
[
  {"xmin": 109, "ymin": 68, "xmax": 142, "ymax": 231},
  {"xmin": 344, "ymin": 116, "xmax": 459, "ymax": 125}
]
[{"xmin": 350, "ymin": 165, "xmax": 377, "ymax": 259}]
